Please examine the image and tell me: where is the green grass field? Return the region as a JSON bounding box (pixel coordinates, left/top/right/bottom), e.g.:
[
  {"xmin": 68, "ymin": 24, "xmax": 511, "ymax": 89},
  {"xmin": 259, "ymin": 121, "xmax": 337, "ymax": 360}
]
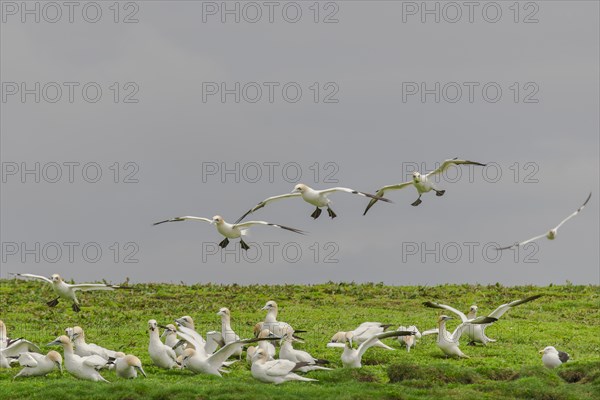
[{"xmin": 1, "ymin": 280, "xmax": 599, "ymax": 399}]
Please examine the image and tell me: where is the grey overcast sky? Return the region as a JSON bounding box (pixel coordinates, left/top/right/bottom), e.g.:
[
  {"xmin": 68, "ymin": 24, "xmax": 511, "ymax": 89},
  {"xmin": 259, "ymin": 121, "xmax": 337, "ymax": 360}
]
[{"xmin": 1, "ymin": 1, "xmax": 598, "ymax": 286}]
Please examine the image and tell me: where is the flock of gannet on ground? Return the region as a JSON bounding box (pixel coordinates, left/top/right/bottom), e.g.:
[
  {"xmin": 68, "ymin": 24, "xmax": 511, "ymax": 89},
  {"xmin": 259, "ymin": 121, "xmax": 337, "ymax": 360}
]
[{"xmin": 3, "ymin": 158, "xmax": 593, "ymax": 384}]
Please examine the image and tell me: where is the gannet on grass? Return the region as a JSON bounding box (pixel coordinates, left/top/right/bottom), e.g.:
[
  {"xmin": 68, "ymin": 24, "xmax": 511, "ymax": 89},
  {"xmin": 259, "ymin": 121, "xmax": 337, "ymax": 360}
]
[
  {"xmin": 0, "ymin": 321, "xmax": 41, "ymax": 369},
  {"xmin": 251, "ymin": 348, "xmax": 317, "ymax": 384},
  {"xmin": 261, "ymin": 301, "xmax": 297, "ymax": 338},
  {"xmin": 47, "ymin": 336, "xmax": 109, "ymax": 382},
  {"xmin": 154, "ymin": 215, "xmax": 305, "ymax": 251},
  {"xmin": 329, "ymin": 322, "xmax": 395, "ymax": 350},
  {"xmin": 423, "ymin": 295, "xmax": 543, "ymax": 345},
  {"xmin": 327, "ymin": 331, "xmax": 415, "ymax": 368},
  {"xmin": 161, "ymin": 324, "xmax": 184, "ymax": 356},
  {"xmin": 11, "ymin": 273, "xmax": 122, "ymax": 312},
  {"xmin": 279, "ymin": 334, "xmax": 332, "ymax": 372},
  {"xmin": 246, "ymin": 329, "xmax": 277, "ymax": 364},
  {"xmin": 65, "ymin": 326, "xmax": 118, "ymax": 360},
  {"xmin": 363, "ymin": 158, "xmax": 487, "ymax": 212},
  {"xmin": 114, "ymin": 354, "xmax": 147, "ymax": 378},
  {"xmin": 427, "ymin": 315, "xmax": 497, "ymax": 358},
  {"xmin": 540, "ymin": 346, "xmax": 570, "ymax": 368},
  {"xmin": 148, "ymin": 320, "xmax": 179, "ymax": 369},
  {"xmin": 13, "ymin": 351, "xmax": 63, "ymax": 378},
  {"xmin": 496, "ymin": 193, "xmax": 592, "ymax": 250},
  {"xmin": 215, "ymin": 308, "xmax": 242, "ymax": 358},
  {"xmin": 397, "ymin": 326, "xmax": 421, "ymax": 352},
  {"xmin": 236, "ymin": 184, "xmax": 392, "ymax": 222}
]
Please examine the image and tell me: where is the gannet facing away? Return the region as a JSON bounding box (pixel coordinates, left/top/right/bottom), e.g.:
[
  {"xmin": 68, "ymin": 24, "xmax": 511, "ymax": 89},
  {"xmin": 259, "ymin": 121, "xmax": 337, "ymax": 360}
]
[
  {"xmin": 153, "ymin": 215, "xmax": 305, "ymax": 251},
  {"xmin": 14, "ymin": 351, "xmax": 63, "ymax": 378},
  {"xmin": 236, "ymin": 184, "xmax": 392, "ymax": 222},
  {"xmin": 47, "ymin": 336, "xmax": 109, "ymax": 382},
  {"xmin": 328, "ymin": 331, "xmax": 414, "ymax": 368},
  {"xmin": 423, "ymin": 294, "xmax": 543, "ymax": 345},
  {"xmin": 540, "ymin": 346, "xmax": 570, "ymax": 368},
  {"xmin": 364, "ymin": 158, "xmax": 487, "ymax": 212},
  {"xmin": 397, "ymin": 326, "xmax": 421, "ymax": 352},
  {"xmin": 497, "ymin": 193, "xmax": 592, "ymax": 250},
  {"xmin": 66, "ymin": 326, "xmax": 118, "ymax": 359},
  {"xmin": 12, "ymin": 273, "xmax": 122, "ymax": 312},
  {"xmin": 251, "ymin": 348, "xmax": 317, "ymax": 384},
  {"xmin": 148, "ymin": 320, "xmax": 179, "ymax": 369},
  {"xmin": 115, "ymin": 354, "xmax": 147, "ymax": 378}
]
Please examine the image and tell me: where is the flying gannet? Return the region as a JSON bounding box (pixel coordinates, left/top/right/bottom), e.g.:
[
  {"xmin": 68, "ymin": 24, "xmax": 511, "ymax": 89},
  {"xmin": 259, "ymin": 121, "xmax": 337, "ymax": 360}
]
[
  {"xmin": 496, "ymin": 193, "xmax": 592, "ymax": 250},
  {"xmin": 425, "ymin": 315, "xmax": 497, "ymax": 358},
  {"xmin": 236, "ymin": 184, "xmax": 391, "ymax": 222},
  {"xmin": 154, "ymin": 215, "xmax": 305, "ymax": 251},
  {"xmin": 11, "ymin": 273, "xmax": 122, "ymax": 312},
  {"xmin": 363, "ymin": 158, "xmax": 487, "ymax": 213}
]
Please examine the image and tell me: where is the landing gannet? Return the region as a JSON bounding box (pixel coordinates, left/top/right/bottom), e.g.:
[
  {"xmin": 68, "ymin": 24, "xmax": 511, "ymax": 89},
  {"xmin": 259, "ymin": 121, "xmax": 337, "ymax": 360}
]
[
  {"xmin": 148, "ymin": 320, "xmax": 179, "ymax": 369},
  {"xmin": 279, "ymin": 334, "xmax": 332, "ymax": 372},
  {"xmin": 330, "ymin": 322, "xmax": 395, "ymax": 350},
  {"xmin": 251, "ymin": 348, "xmax": 317, "ymax": 384},
  {"xmin": 115, "ymin": 354, "xmax": 147, "ymax": 378},
  {"xmin": 66, "ymin": 326, "xmax": 118, "ymax": 359},
  {"xmin": 397, "ymin": 326, "xmax": 421, "ymax": 352},
  {"xmin": 14, "ymin": 351, "xmax": 63, "ymax": 378},
  {"xmin": 423, "ymin": 295, "xmax": 543, "ymax": 345},
  {"xmin": 182, "ymin": 337, "xmax": 277, "ymax": 377},
  {"xmin": 497, "ymin": 193, "xmax": 592, "ymax": 250},
  {"xmin": 236, "ymin": 184, "xmax": 391, "ymax": 222},
  {"xmin": 154, "ymin": 215, "xmax": 305, "ymax": 251},
  {"xmin": 327, "ymin": 331, "xmax": 414, "ymax": 368},
  {"xmin": 261, "ymin": 301, "xmax": 296, "ymax": 338},
  {"xmin": 540, "ymin": 346, "xmax": 570, "ymax": 368},
  {"xmin": 427, "ymin": 315, "xmax": 497, "ymax": 358},
  {"xmin": 363, "ymin": 158, "xmax": 487, "ymax": 213},
  {"xmin": 47, "ymin": 336, "xmax": 109, "ymax": 382},
  {"xmin": 12, "ymin": 273, "xmax": 122, "ymax": 312}
]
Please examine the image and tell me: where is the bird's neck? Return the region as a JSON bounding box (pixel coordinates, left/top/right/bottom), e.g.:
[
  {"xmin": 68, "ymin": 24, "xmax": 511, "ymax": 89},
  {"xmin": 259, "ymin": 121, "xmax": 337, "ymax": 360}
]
[{"xmin": 265, "ymin": 311, "xmax": 277, "ymax": 323}]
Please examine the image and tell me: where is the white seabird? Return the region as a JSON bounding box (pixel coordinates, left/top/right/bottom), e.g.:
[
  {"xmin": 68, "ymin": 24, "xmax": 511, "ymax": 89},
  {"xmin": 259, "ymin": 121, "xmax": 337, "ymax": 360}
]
[
  {"xmin": 66, "ymin": 326, "xmax": 118, "ymax": 360},
  {"xmin": 154, "ymin": 215, "xmax": 305, "ymax": 251},
  {"xmin": 426, "ymin": 315, "xmax": 497, "ymax": 358},
  {"xmin": 329, "ymin": 322, "xmax": 395, "ymax": 350},
  {"xmin": 246, "ymin": 329, "xmax": 277, "ymax": 364},
  {"xmin": 0, "ymin": 320, "xmax": 41, "ymax": 369},
  {"xmin": 148, "ymin": 320, "xmax": 179, "ymax": 369},
  {"xmin": 161, "ymin": 324, "xmax": 184, "ymax": 356},
  {"xmin": 47, "ymin": 335, "xmax": 109, "ymax": 382},
  {"xmin": 14, "ymin": 351, "xmax": 63, "ymax": 378},
  {"xmin": 251, "ymin": 348, "xmax": 317, "ymax": 384},
  {"xmin": 327, "ymin": 331, "xmax": 414, "ymax": 368},
  {"xmin": 12, "ymin": 273, "xmax": 122, "ymax": 312},
  {"xmin": 236, "ymin": 183, "xmax": 392, "ymax": 222},
  {"xmin": 540, "ymin": 346, "xmax": 570, "ymax": 368},
  {"xmin": 497, "ymin": 193, "xmax": 592, "ymax": 250},
  {"xmin": 363, "ymin": 158, "xmax": 487, "ymax": 212},
  {"xmin": 423, "ymin": 294, "xmax": 543, "ymax": 345},
  {"xmin": 215, "ymin": 308, "xmax": 242, "ymax": 358},
  {"xmin": 397, "ymin": 326, "xmax": 421, "ymax": 352},
  {"xmin": 114, "ymin": 354, "xmax": 147, "ymax": 378},
  {"xmin": 261, "ymin": 301, "xmax": 297, "ymax": 338},
  {"xmin": 279, "ymin": 334, "xmax": 332, "ymax": 372}
]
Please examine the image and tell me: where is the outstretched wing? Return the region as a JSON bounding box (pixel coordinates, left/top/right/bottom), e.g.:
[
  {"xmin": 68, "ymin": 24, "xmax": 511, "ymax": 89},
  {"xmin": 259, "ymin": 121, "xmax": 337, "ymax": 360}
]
[
  {"xmin": 423, "ymin": 301, "xmax": 468, "ymax": 322},
  {"xmin": 70, "ymin": 283, "xmax": 118, "ymax": 292},
  {"xmin": 1, "ymin": 339, "xmax": 41, "ymax": 357},
  {"xmin": 487, "ymin": 294, "xmax": 543, "ymax": 320},
  {"xmin": 318, "ymin": 187, "xmax": 392, "ymax": 203},
  {"xmin": 450, "ymin": 317, "xmax": 498, "ymax": 341},
  {"xmin": 496, "ymin": 233, "xmax": 547, "ymax": 251},
  {"xmin": 233, "ymin": 221, "xmax": 306, "ymax": 235},
  {"xmin": 11, "ymin": 273, "xmax": 52, "ymax": 284},
  {"xmin": 235, "ymin": 193, "xmax": 302, "ymax": 223},
  {"xmin": 363, "ymin": 182, "xmax": 412, "ymax": 215},
  {"xmin": 426, "ymin": 158, "xmax": 486, "ymax": 177},
  {"xmin": 357, "ymin": 330, "xmax": 413, "ymax": 359},
  {"xmin": 554, "ymin": 192, "xmax": 592, "ymax": 231},
  {"xmin": 153, "ymin": 216, "xmax": 212, "ymax": 226}
]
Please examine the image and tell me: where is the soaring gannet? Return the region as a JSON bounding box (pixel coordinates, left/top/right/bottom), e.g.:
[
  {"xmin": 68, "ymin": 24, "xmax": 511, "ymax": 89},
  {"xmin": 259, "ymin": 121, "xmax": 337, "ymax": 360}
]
[
  {"xmin": 363, "ymin": 158, "xmax": 487, "ymax": 212},
  {"xmin": 397, "ymin": 326, "xmax": 421, "ymax": 352},
  {"xmin": 236, "ymin": 184, "xmax": 391, "ymax": 222},
  {"xmin": 215, "ymin": 308, "xmax": 242, "ymax": 358},
  {"xmin": 329, "ymin": 322, "xmax": 395, "ymax": 350},
  {"xmin": 12, "ymin": 273, "xmax": 122, "ymax": 312},
  {"xmin": 327, "ymin": 331, "xmax": 414, "ymax": 368},
  {"xmin": 246, "ymin": 329, "xmax": 277, "ymax": 364},
  {"xmin": 423, "ymin": 295, "xmax": 543, "ymax": 345},
  {"xmin": 261, "ymin": 301, "xmax": 296, "ymax": 338},
  {"xmin": 496, "ymin": 193, "xmax": 592, "ymax": 250},
  {"xmin": 114, "ymin": 354, "xmax": 147, "ymax": 378},
  {"xmin": 148, "ymin": 320, "xmax": 179, "ymax": 369},
  {"xmin": 427, "ymin": 315, "xmax": 497, "ymax": 358},
  {"xmin": 66, "ymin": 326, "xmax": 118, "ymax": 359},
  {"xmin": 13, "ymin": 351, "xmax": 62, "ymax": 378},
  {"xmin": 47, "ymin": 336, "xmax": 109, "ymax": 382},
  {"xmin": 181, "ymin": 337, "xmax": 277, "ymax": 377},
  {"xmin": 251, "ymin": 348, "xmax": 317, "ymax": 384},
  {"xmin": 153, "ymin": 215, "xmax": 305, "ymax": 251},
  {"xmin": 540, "ymin": 346, "xmax": 570, "ymax": 368},
  {"xmin": 279, "ymin": 334, "xmax": 332, "ymax": 372}
]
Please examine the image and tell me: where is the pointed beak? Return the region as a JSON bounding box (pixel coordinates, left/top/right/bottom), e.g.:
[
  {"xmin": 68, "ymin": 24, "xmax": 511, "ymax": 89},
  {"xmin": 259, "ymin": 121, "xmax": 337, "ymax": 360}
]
[
  {"xmin": 47, "ymin": 339, "xmax": 60, "ymax": 346},
  {"xmin": 261, "ymin": 305, "xmax": 269, "ymax": 310},
  {"xmin": 137, "ymin": 366, "xmax": 147, "ymax": 378},
  {"xmin": 57, "ymin": 362, "xmax": 63, "ymax": 374}
]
